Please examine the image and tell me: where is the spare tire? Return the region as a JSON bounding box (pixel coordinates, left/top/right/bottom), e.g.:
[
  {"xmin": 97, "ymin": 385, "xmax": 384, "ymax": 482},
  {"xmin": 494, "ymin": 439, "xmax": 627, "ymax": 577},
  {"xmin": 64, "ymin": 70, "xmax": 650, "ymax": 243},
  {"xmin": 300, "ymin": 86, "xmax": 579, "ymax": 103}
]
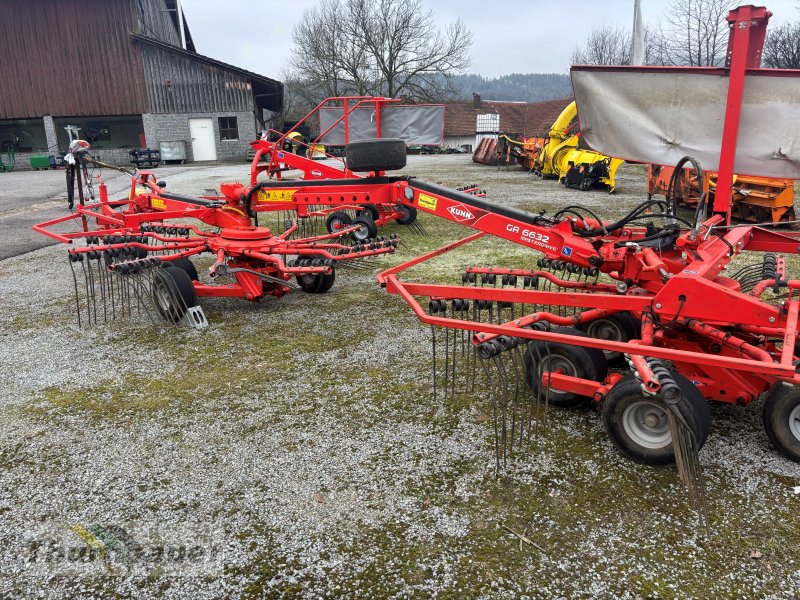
[{"xmin": 345, "ymin": 139, "xmax": 407, "ymax": 173}]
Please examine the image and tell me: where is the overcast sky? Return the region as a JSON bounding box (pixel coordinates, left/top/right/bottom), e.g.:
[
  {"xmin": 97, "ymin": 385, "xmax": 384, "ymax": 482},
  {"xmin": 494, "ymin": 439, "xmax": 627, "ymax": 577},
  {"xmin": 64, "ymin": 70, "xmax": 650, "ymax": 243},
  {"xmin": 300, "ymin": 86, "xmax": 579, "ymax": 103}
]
[{"xmin": 183, "ymin": 0, "xmax": 799, "ymax": 79}]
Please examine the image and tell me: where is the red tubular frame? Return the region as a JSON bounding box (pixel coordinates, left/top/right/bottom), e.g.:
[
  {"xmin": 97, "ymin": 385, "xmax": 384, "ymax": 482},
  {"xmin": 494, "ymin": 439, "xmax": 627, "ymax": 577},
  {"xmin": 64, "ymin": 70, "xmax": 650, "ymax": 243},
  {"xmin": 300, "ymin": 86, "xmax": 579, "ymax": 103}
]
[
  {"xmin": 34, "ymin": 170, "xmax": 398, "ymax": 303},
  {"xmin": 366, "ymin": 5, "xmax": 800, "ymax": 407}
]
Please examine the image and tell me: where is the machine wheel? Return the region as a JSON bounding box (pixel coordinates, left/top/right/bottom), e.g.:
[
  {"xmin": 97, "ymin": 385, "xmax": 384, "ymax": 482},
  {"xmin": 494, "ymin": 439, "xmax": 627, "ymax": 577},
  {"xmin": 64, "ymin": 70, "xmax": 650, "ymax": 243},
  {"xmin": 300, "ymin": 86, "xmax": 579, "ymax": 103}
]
[
  {"xmin": 325, "ymin": 211, "xmax": 352, "ymax": 233},
  {"xmin": 152, "ymin": 266, "xmax": 198, "ymax": 323},
  {"xmin": 578, "ymin": 312, "xmax": 640, "ymax": 366},
  {"xmin": 168, "ymin": 256, "xmax": 198, "ymax": 281},
  {"xmin": 763, "ymin": 383, "xmax": 800, "ymax": 462},
  {"xmin": 359, "ymin": 204, "xmax": 380, "ymax": 221},
  {"xmin": 296, "ymin": 254, "xmax": 336, "ymax": 294},
  {"xmin": 523, "ymin": 327, "xmax": 608, "ymax": 408},
  {"xmin": 350, "ymin": 216, "xmax": 377, "ymax": 242},
  {"xmin": 345, "ymin": 138, "xmax": 407, "ymax": 172},
  {"xmin": 602, "ymin": 373, "xmax": 711, "ymax": 466},
  {"xmin": 395, "ymin": 204, "xmax": 418, "ymax": 225}
]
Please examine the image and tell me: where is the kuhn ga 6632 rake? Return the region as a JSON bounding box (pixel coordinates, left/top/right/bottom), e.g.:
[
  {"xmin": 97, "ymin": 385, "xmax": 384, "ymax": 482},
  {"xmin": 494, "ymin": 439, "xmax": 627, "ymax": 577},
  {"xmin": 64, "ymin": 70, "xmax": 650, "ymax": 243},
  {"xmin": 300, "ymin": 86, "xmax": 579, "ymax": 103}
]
[
  {"xmin": 259, "ymin": 6, "xmax": 800, "ymax": 516},
  {"xmin": 34, "ymin": 144, "xmax": 398, "ymax": 328}
]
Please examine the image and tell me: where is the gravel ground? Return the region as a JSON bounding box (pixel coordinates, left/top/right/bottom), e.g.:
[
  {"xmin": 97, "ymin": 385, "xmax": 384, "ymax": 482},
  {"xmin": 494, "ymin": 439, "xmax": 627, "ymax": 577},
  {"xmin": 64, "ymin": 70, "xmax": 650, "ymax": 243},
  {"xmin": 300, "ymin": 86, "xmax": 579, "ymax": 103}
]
[{"xmin": 2, "ymin": 154, "xmax": 800, "ymax": 598}]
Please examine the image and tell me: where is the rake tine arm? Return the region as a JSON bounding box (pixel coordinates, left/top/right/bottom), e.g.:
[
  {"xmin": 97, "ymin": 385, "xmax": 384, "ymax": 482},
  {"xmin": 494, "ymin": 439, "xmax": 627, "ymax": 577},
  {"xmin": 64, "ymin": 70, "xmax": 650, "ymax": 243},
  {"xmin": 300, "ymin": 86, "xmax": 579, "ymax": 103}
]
[
  {"xmin": 71, "ymin": 240, "xmax": 203, "ymax": 255},
  {"xmin": 383, "ymin": 274, "xmax": 799, "ymax": 380},
  {"xmin": 239, "ymin": 249, "xmax": 330, "ymax": 277},
  {"xmin": 470, "ymin": 308, "xmax": 619, "ymax": 346},
  {"xmin": 279, "ymin": 225, "xmax": 362, "ymax": 243},
  {"xmin": 465, "ymin": 267, "xmax": 615, "ymax": 293}
]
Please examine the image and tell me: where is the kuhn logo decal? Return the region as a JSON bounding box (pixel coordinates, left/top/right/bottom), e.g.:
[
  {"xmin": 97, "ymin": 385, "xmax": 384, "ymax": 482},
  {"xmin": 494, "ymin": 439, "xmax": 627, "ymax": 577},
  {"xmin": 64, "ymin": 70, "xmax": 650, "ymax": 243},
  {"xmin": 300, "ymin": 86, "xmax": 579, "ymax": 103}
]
[{"xmin": 447, "ymin": 204, "xmax": 475, "ymax": 222}]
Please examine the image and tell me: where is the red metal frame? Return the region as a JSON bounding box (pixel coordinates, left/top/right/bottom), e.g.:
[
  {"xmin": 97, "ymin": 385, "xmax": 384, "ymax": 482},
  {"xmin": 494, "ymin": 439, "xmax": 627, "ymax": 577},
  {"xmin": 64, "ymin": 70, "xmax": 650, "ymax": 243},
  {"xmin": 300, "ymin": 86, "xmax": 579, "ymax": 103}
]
[
  {"xmin": 34, "ymin": 170, "xmax": 398, "ymax": 303},
  {"xmin": 244, "ymin": 97, "xmax": 460, "ymax": 231},
  {"xmin": 229, "ymin": 6, "xmax": 798, "ymax": 409},
  {"xmin": 365, "ymin": 5, "xmax": 800, "ymax": 408},
  {"xmin": 714, "ymin": 5, "xmax": 772, "ymax": 218}
]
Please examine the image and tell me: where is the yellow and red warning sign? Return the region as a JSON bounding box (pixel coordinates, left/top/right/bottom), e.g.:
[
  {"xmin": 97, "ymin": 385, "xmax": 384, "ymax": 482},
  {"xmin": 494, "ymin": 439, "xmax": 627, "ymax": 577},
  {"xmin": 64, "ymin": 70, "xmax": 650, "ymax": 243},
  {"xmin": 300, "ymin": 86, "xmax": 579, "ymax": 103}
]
[{"xmin": 257, "ymin": 189, "xmax": 297, "ymax": 203}]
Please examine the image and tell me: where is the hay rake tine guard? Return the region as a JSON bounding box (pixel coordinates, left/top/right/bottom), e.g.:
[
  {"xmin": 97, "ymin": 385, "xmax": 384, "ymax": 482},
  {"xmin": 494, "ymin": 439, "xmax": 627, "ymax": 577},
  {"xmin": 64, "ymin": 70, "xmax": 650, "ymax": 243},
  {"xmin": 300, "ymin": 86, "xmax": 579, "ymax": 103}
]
[{"xmin": 34, "ymin": 149, "xmax": 400, "ymax": 328}]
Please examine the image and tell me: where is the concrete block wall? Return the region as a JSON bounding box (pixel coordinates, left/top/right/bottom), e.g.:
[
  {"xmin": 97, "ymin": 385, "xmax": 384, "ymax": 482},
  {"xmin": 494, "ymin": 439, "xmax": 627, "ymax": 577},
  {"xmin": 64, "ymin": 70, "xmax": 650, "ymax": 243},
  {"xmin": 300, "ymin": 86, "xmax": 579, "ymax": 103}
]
[
  {"xmin": 143, "ymin": 111, "xmax": 256, "ymax": 163},
  {"xmin": 8, "ymin": 148, "xmax": 134, "ymax": 172},
  {"xmin": 7, "ymin": 111, "xmax": 258, "ymax": 170},
  {"xmin": 6, "ymin": 152, "xmax": 32, "ymax": 171}
]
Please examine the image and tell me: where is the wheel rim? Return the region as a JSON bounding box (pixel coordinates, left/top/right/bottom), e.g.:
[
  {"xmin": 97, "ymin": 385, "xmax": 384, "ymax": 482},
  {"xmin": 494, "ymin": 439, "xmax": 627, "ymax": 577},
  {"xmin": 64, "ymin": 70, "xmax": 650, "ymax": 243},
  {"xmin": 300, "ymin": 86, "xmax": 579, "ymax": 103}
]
[
  {"xmin": 154, "ymin": 281, "xmax": 173, "ymax": 313},
  {"xmin": 537, "ymin": 355, "xmax": 577, "ymax": 396},
  {"xmin": 622, "ymin": 400, "xmax": 672, "ymax": 449},
  {"xmin": 354, "ymin": 224, "xmax": 370, "ymax": 240},
  {"xmin": 789, "ymin": 404, "xmax": 800, "ymax": 441},
  {"xmin": 585, "ymin": 318, "xmax": 624, "ymax": 359},
  {"xmin": 330, "ymin": 217, "xmax": 346, "ymax": 231}
]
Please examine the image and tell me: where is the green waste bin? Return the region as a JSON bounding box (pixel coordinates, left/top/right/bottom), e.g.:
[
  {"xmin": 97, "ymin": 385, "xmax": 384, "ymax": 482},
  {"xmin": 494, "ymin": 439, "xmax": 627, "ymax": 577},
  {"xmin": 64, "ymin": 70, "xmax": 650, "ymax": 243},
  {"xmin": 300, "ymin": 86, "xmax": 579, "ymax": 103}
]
[{"xmin": 30, "ymin": 156, "xmax": 50, "ymax": 169}]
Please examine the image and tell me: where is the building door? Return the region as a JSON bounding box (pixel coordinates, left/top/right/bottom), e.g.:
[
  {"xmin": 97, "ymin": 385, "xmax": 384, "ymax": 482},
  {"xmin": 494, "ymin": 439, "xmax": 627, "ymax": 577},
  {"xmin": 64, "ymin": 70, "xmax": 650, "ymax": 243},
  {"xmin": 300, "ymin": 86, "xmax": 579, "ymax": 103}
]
[{"xmin": 189, "ymin": 118, "xmax": 217, "ymax": 161}]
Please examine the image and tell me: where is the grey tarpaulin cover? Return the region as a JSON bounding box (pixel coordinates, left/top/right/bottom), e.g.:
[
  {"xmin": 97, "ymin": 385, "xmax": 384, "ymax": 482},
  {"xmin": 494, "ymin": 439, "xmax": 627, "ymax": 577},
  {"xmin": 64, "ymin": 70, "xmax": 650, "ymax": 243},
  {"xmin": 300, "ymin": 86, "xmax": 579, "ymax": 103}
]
[
  {"xmin": 571, "ymin": 67, "xmax": 800, "ymax": 179},
  {"xmin": 318, "ymin": 105, "xmax": 444, "ymax": 146}
]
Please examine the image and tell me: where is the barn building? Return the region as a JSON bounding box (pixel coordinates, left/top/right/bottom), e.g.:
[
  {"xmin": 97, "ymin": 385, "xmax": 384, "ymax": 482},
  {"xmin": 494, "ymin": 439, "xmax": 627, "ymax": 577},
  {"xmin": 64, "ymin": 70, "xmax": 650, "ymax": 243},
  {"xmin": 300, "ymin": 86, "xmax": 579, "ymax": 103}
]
[
  {"xmin": 443, "ymin": 95, "xmax": 573, "ymax": 152},
  {"xmin": 0, "ymin": 0, "xmax": 283, "ymax": 170}
]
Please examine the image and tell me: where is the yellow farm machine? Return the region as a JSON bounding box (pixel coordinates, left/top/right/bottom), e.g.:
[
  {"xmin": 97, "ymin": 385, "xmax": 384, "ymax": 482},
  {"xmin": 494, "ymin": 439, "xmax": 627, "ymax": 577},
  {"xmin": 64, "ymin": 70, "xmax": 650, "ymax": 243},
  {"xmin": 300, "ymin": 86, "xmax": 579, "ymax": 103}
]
[{"xmin": 497, "ymin": 101, "xmax": 624, "ymax": 192}]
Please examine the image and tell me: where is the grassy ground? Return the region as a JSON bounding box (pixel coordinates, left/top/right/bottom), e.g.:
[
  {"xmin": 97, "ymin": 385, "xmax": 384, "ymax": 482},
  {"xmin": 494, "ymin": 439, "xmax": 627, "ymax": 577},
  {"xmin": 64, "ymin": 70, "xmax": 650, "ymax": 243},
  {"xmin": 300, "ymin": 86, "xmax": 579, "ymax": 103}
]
[{"xmin": 1, "ymin": 155, "xmax": 800, "ymax": 598}]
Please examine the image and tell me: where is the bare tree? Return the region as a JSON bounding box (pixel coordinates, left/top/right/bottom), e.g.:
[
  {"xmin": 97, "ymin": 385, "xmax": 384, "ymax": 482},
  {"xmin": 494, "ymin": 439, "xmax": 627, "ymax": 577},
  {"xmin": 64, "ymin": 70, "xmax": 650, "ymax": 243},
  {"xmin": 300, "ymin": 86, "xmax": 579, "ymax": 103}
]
[
  {"xmin": 353, "ymin": 0, "xmax": 472, "ymax": 100},
  {"xmin": 288, "ymin": 1, "xmax": 360, "ymax": 99},
  {"xmin": 570, "ymin": 25, "xmax": 666, "ymax": 66},
  {"xmin": 287, "ymin": 0, "xmax": 472, "ymax": 104},
  {"xmin": 763, "ymin": 21, "xmax": 800, "ymax": 68},
  {"xmin": 661, "ymin": 0, "xmax": 738, "ymax": 66},
  {"xmin": 570, "ymin": 25, "xmax": 632, "ymax": 65}
]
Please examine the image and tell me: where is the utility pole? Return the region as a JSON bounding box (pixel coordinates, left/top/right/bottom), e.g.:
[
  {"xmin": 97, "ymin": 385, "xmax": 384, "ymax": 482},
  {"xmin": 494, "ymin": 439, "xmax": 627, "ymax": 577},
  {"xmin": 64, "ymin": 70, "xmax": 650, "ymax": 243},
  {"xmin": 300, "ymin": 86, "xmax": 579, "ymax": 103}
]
[{"xmin": 631, "ymin": 0, "xmax": 644, "ymax": 66}]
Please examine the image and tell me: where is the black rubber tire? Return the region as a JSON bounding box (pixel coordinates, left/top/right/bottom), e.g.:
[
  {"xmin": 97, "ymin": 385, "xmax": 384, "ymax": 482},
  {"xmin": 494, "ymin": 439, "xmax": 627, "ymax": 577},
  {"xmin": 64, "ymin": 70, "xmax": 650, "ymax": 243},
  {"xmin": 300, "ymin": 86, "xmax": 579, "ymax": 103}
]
[
  {"xmin": 168, "ymin": 256, "xmax": 198, "ymax": 281},
  {"xmin": 296, "ymin": 254, "xmax": 336, "ymax": 294},
  {"xmin": 578, "ymin": 312, "xmax": 640, "ymax": 366},
  {"xmin": 395, "ymin": 204, "xmax": 418, "ymax": 225},
  {"xmin": 351, "ymin": 216, "xmax": 377, "ymax": 242},
  {"xmin": 523, "ymin": 327, "xmax": 608, "ymax": 408},
  {"xmin": 325, "ymin": 211, "xmax": 352, "ymax": 234},
  {"xmin": 345, "ymin": 138, "xmax": 407, "ymax": 172},
  {"xmin": 151, "ymin": 266, "xmax": 198, "ymax": 323},
  {"xmin": 359, "ymin": 203, "xmax": 380, "ymax": 221},
  {"xmin": 763, "ymin": 383, "xmax": 800, "ymax": 462},
  {"xmin": 602, "ymin": 372, "xmax": 711, "ymax": 466}
]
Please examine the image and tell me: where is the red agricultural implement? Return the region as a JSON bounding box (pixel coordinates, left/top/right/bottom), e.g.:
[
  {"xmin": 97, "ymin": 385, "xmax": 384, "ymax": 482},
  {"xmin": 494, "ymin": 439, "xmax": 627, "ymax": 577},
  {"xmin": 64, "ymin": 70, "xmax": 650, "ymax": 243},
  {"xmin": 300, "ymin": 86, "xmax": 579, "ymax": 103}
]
[
  {"xmin": 244, "ymin": 6, "xmax": 800, "ymax": 518},
  {"xmin": 34, "ymin": 145, "xmax": 398, "ymax": 328},
  {"xmin": 243, "ymin": 96, "xmax": 481, "ymax": 240},
  {"xmin": 32, "ymin": 97, "xmax": 468, "ymax": 327}
]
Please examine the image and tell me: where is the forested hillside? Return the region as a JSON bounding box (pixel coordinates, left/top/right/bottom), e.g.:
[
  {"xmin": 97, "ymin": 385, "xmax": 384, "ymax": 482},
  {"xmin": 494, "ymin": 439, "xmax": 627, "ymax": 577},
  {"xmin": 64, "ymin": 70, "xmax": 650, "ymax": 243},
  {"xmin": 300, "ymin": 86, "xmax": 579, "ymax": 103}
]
[{"xmin": 451, "ymin": 73, "xmax": 572, "ymax": 102}]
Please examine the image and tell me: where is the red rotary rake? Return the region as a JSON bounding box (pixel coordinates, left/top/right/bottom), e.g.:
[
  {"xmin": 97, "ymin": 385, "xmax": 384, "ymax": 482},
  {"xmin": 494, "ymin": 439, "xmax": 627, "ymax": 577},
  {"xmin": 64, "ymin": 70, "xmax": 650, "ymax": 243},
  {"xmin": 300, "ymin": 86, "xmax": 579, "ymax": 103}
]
[
  {"xmin": 34, "ymin": 149, "xmax": 398, "ymax": 328},
  {"xmin": 244, "ymin": 96, "xmax": 483, "ymax": 240},
  {"xmin": 33, "ymin": 98, "xmax": 475, "ymax": 327},
  {"xmin": 253, "ymin": 6, "xmax": 800, "ymax": 516}
]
